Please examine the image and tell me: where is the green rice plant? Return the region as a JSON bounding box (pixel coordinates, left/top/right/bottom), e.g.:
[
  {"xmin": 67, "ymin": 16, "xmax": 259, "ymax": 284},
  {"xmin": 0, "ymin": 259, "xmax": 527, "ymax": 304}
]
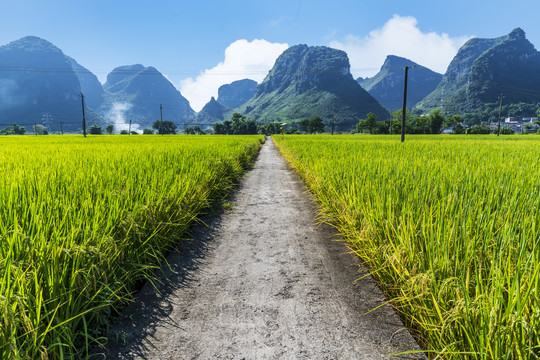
[
  {"xmin": 274, "ymin": 134, "xmax": 540, "ymax": 359},
  {"xmin": 0, "ymin": 134, "xmax": 263, "ymax": 359}
]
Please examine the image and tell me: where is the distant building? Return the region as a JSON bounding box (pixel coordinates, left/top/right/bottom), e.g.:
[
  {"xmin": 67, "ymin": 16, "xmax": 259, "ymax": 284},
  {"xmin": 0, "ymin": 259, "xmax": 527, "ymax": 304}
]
[
  {"xmin": 489, "ymin": 122, "xmax": 522, "ymax": 133},
  {"xmin": 488, "ymin": 123, "xmax": 498, "ymax": 131}
]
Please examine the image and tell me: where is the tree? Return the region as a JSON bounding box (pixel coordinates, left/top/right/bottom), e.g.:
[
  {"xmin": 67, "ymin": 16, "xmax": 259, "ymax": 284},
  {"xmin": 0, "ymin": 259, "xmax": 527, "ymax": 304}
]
[
  {"xmin": 467, "ymin": 124, "xmax": 491, "ymax": 134},
  {"xmin": 13, "ymin": 123, "xmax": 26, "ymax": 135},
  {"xmin": 106, "ymin": 124, "xmax": 114, "ymax": 134},
  {"xmin": 214, "ymin": 120, "xmax": 232, "ymax": 135},
  {"xmin": 0, "ymin": 124, "xmax": 26, "ymax": 135},
  {"xmin": 411, "ymin": 116, "xmax": 430, "ymax": 134},
  {"xmin": 231, "ymin": 113, "xmax": 248, "ymax": 134},
  {"xmin": 214, "ymin": 114, "xmax": 258, "ymax": 135},
  {"xmin": 231, "ymin": 113, "xmax": 258, "ymax": 135},
  {"xmin": 260, "ymin": 122, "xmax": 280, "ymax": 135},
  {"xmin": 193, "ymin": 126, "xmax": 206, "ymax": 135},
  {"xmin": 429, "ymin": 108, "xmax": 445, "ymax": 134},
  {"xmin": 356, "ymin": 120, "xmax": 366, "ymax": 133},
  {"xmin": 88, "ymin": 124, "xmax": 103, "ymax": 135},
  {"xmin": 246, "ymin": 120, "xmax": 258, "ymax": 134},
  {"xmin": 309, "ymin": 117, "xmax": 325, "ymax": 133},
  {"xmin": 152, "ymin": 120, "xmax": 176, "ymax": 134},
  {"xmin": 143, "ymin": 128, "xmax": 154, "ymax": 134},
  {"xmin": 365, "ymin": 113, "xmax": 378, "ymax": 134},
  {"xmin": 213, "ymin": 122, "xmax": 226, "ymax": 135},
  {"xmin": 356, "ymin": 112, "xmax": 377, "ymax": 134},
  {"xmin": 300, "ymin": 118, "xmax": 310, "ymax": 134},
  {"xmin": 33, "ymin": 124, "xmax": 48, "ymax": 135},
  {"xmin": 390, "ymin": 109, "xmax": 413, "ymax": 135},
  {"xmin": 442, "ymin": 115, "xmax": 465, "ymax": 134},
  {"xmin": 120, "ymin": 130, "xmax": 129, "ymax": 135},
  {"xmin": 375, "ymin": 120, "xmax": 390, "ymax": 134},
  {"xmin": 453, "ymin": 123, "xmax": 466, "ymax": 134},
  {"xmin": 444, "ymin": 115, "xmax": 462, "ymax": 129},
  {"xmin": 500, "ymin": 125, "xmax": 515, "ymax": 135}
]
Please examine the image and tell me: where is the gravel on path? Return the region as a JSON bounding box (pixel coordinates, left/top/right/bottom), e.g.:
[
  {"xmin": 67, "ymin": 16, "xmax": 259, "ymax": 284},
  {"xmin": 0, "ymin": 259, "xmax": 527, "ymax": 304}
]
[{"xmin": 98, "ymin": 137, "xmax": 426, "ymax": 360}]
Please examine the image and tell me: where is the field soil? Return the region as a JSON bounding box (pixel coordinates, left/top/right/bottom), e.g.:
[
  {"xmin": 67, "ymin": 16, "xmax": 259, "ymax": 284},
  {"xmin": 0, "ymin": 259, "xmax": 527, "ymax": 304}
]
[{"xmin": 98, "ymin": 137, "xmax": 425, "ymax": 359}]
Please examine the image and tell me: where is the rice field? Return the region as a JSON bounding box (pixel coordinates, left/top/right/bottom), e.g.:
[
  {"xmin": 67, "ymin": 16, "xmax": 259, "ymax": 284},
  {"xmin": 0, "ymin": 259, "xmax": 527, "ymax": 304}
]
[
  {"xmin": 0, "ymin": 134, "xmax": 263, "ymax": 359},
  {"xmin": 274, "ymin": 134, "xmax": 540, "ymax": 359}
]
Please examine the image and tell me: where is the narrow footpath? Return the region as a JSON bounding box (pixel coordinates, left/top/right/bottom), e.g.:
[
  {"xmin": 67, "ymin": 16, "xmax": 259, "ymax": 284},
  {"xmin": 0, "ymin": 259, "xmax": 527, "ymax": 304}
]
[{"xmin": 100, "ymin": 138, "xmax": 426, "ymax": 359}]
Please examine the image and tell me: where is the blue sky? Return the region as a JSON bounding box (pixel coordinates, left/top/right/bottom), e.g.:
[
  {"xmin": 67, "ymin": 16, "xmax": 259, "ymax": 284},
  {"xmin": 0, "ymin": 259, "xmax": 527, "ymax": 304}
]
[{"xmin": 1, "ymin": 0, "xmax": 539, "ymax": 110}]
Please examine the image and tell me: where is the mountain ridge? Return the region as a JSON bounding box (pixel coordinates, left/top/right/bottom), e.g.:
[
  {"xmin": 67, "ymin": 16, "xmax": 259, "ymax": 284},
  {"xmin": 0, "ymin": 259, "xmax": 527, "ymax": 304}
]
[
  {"xmin": 357, "ymin": 55, "xmax": 442, "ymax": 110},
  {"xmin": 416, "ymin": 28, "xmax": 540, "ymax": 120},
  {"xmin": 217, "ymin": 79, "xmax": 257, "ymax": 109},
  {"xmin": 239, "ymin": 44, "xmax": 389, "ymax": 129},
  {"xmin": 193, "ymin": 97, "xmax": 232, "ymax": 124},
  {"xmin": 103, "ymin": 64, "xmax": 195, "ymax": 129},
  {"xmin": 0, "ymin": 36, "xmax": 86, "ymax": 132}
]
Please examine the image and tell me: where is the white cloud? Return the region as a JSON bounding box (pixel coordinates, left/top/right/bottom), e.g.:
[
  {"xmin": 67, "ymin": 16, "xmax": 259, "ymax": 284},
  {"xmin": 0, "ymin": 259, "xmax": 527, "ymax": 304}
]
[
  {"xmin": 329, "ymin": 15, "xmax": 472, "ymax": 79},
  {"xmin": 180, "ymin": 39, "xmax": 289, "ymax": 111}
]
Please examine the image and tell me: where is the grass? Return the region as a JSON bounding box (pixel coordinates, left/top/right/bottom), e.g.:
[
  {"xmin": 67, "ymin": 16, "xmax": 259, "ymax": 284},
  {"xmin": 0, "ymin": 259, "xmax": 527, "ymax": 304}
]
[
  {"xmin": 274, "ymin": 134, "xmax": 540, "ymax": 359},
  {"xmin": 0, "ymin": 134, "xmax": 263, "ymax": 359}
]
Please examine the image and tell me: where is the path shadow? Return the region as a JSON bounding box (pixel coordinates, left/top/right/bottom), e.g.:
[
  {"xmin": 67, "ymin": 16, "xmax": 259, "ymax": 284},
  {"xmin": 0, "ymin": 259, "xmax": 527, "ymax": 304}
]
[
  {"xmin": 90, "ymin": 202, "xmax": 231, "ymax": 359},
  {"xmin": 91, "ymin": 145, "xmax": 264, "ymax": 360}
]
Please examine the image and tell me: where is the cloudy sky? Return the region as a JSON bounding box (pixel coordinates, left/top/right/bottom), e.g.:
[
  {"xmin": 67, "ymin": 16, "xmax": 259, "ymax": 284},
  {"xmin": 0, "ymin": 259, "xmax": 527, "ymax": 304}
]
[{"xmin": 1, "ymin": 0, "xmax": 539, "ymax": 111}]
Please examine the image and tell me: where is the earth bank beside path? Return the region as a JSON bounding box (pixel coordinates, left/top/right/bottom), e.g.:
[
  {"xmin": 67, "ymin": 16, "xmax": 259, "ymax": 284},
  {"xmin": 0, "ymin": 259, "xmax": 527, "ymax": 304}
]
[{"xmin": 99, "ymin": 137, "xmax": 426, "ymax": 359}]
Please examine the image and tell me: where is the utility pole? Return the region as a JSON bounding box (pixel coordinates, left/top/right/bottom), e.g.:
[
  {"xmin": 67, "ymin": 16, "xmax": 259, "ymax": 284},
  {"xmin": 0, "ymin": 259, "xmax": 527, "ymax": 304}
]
[
  {"xmin": 497, "ymin": 94, "xmax": 504, "ymax": 136},
  {"xmin": 331, "ymin": 117, "xmax": 335, "ymax": 135},
  {"xmin": 160, "ymin": 104, "xmax": 163, "ymax": 135},
  {"xmin": 401, "ymin": 66, "xmax": 414, "ymax": 142},
  {"xmin": 34, "ymin": 123, "xmax": 37, "ymax": 135},
  {"xmin": 80, "ymin": 92, "xmax": 86, "ymax": 137},
  {"xmin": 60, "ymin": 121, "xmax": 64, "ymax": 135},
  {"xmin": 129, "ymin": 119, "xmax": 132, "ymax": 135}
]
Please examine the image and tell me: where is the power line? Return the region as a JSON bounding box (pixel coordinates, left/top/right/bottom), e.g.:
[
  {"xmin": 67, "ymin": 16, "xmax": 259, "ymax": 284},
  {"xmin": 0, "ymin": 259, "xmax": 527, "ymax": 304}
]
[{"xmin": 0, "ymin": 66, "xmax": 271, "ymax": 76}]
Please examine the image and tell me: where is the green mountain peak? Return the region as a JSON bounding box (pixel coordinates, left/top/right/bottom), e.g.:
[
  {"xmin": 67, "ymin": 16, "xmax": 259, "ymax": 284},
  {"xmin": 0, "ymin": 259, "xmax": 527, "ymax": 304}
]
[{"xmin": 240, "ymin": 44, "xmax": 389, "ymax": 129}]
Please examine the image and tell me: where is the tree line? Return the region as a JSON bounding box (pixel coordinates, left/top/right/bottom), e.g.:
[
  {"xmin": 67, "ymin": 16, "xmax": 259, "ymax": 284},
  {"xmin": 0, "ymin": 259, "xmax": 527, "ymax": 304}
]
[
  {"xmin": 3, "ymin": 109, "xmax": 538, "ymax": 135},
  {"xmin": 354, "ymin": 109, "xmax": 537, "ymax": 135}
]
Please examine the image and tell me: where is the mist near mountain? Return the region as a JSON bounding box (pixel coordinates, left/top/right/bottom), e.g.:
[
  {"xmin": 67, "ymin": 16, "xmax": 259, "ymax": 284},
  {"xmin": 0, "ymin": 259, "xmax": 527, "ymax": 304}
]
[{"xmin": 103, "ymin": 64, "xmax": 195, "ymax": 130}]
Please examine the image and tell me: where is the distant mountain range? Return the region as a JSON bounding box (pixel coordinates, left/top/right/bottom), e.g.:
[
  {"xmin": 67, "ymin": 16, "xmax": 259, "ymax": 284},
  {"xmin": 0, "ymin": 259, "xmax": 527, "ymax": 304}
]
[
  {"xmin": 1, "ymin": 30, "xmax": 539, "ymax": 133},
  {"xmin": 217, "ymin": 79, "xmax": 257, "ymax": 109},
  {"xmin": 193, "ymin": 79, "xmax": 257, "ymax": 124},
  {"xmin": 417, "ymin": 28, "xmax": 540, "ymax": 121},
  {"xmin": 357, "ymin": 55, "xmax": 442, "ymax": 111},
  {"xmin": 67, "ymin": 56, "xmax": 105, "ymax": 111},
  {"xmin": 238, "ymin": 44, "xmax": 389, "ymax": 130},
  {"xmin": 193, "ymin": 97, "xmax": 232, "ymax": 124},
  {"xmin": 103, "ymin": 64, "xmax": 194, "ymax": 130},
  {"xmin": 0, "ymin": 36, "xmax": 194, "ymax": 133},
  {"xmin": 0, "ymin": 36, "xmax": 87, "ymax": 133}
]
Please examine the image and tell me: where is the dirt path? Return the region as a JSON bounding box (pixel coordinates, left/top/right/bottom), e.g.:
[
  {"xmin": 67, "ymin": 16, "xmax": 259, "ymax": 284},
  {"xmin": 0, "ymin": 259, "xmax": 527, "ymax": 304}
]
[{"xmin": 99, "ymin": 138, "xmax": 425, "ymax": 359}]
